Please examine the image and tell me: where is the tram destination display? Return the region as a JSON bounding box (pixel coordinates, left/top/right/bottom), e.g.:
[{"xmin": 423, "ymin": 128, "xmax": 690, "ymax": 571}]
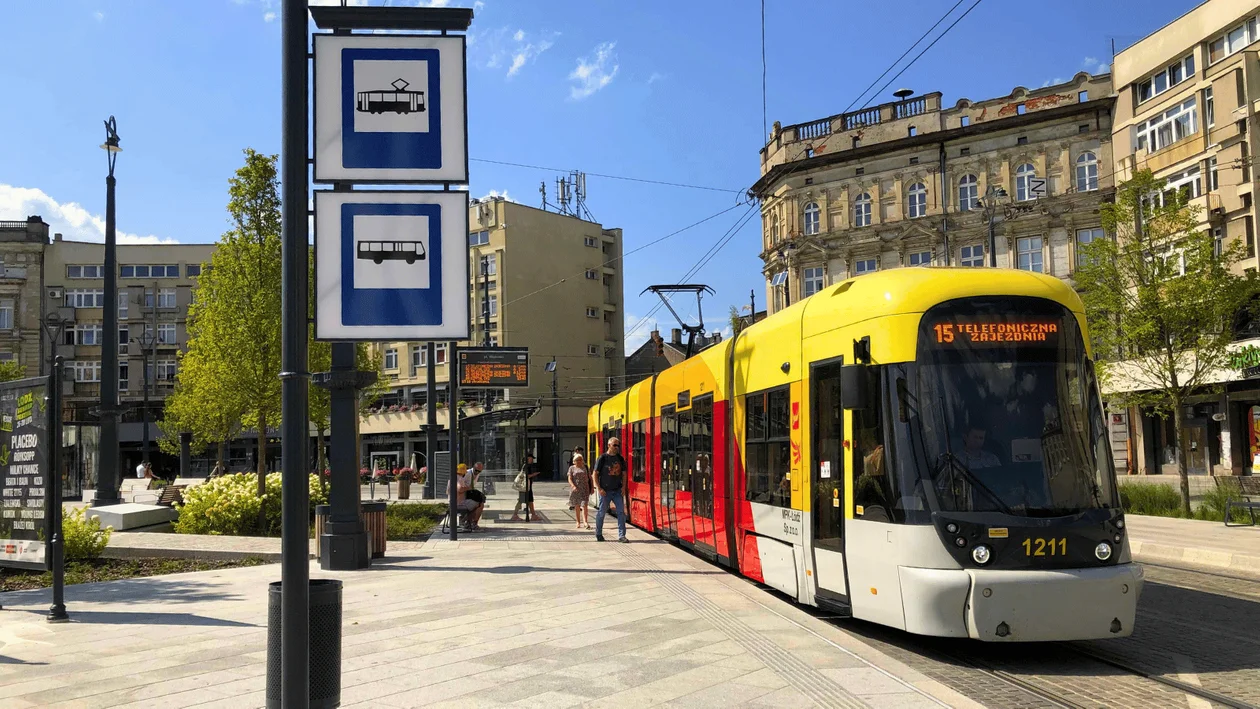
[
  {"xmin": 0, "ymin": 378, "xmax": 49, "ymax": 570},
  {"xmin": 458, "ymin": 347, "xmax": 529, "ymax": 388},
  {"xmin": 929, "ymin": 319, "xmax": 1062, "ymax": 346}
]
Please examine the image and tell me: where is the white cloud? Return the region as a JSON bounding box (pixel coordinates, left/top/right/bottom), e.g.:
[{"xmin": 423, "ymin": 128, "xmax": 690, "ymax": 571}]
[
  {"xmin": 647, "ymin": 71, "xmax": 664, "ymax": 85},
  {"xmin": 569, "ymin": 42, "xmax": 619, "ymax": 100},
  {"xmin": 420, "ymin": 0, "xmax": 453, "ymax": 6},
  {"xmin": 513, "ymin": 29, "xmax": 524, "ymax": 42},
  {"xmin": 479, "ymin": 189, "xmax": 514, "ymax": 202},
  {"xmin": 624, "ymin": 313, "xmax": 660, "ymax": 352},
  {"xmin": 474, "ymin": 1, "xmax": 485, "ymax": 10},
  {"xmin": 93, "ymin": 10, "xmax": 104, "ymax": 21},
  {"xmin": 263, "ymin": 11, "xmax": 277, "ymax": 22},
  {"xmin": 0, "ymin": 185, "xmax": 178, "ymax": 244},
  {"xmin": 1083, "ymin": 56, "xmax": 1110, "ymax": 74},
  {"xmin": 475, "ymin": 26, "xmax": 556, "ymax": 78}
]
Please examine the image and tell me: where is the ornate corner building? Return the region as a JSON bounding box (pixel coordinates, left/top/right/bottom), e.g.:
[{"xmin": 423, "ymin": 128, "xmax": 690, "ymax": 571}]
[{"xmin": 752, "ymin": 73, "xmax": 1116, "ymax": 313}]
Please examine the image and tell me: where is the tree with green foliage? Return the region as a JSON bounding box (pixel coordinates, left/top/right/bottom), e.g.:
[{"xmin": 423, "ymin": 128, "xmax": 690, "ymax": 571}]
[
  {"xmin": 0, "ymin": 360, "xmax": 27, "ymax": 382},
  {"xmin": 1076, "ymin": 169, "xmax": 1260, "ymax": 516}
]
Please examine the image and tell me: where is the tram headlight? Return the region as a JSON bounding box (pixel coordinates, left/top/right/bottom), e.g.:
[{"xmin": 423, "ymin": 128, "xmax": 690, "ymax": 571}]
[
  {"xmin": 1094, "ymin": 541, "xmax": 1113, "ymax": 561},
  {"xmin": 945, "ymin": 523, "xmax": 958, "ymax": 534},
  {"xmin": 971, "ymin": 545, "xmax": 992, "ymax": 565}
]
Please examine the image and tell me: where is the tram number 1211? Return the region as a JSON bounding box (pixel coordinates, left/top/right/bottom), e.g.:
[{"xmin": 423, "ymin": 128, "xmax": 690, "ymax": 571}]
[{"xmin": 1023, "ymin": 537, "xmax": 1067, "ymax": 556}]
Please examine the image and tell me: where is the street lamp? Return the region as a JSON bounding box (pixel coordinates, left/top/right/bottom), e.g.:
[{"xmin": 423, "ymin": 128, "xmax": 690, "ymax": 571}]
[
  {"xmin": 976, "ymin": 186, "xmax": 1009, "ymax": 268},
  {"xmin": 96, "ymin": 116, "xmax": 123, "ymax": 507},
  {"xmin": 133, "ymin": 325, "xmax": 156, "ymax": 470},
  {"xmin": 39, "ymin": 313, "xmax": 69, "ymax": 622}
]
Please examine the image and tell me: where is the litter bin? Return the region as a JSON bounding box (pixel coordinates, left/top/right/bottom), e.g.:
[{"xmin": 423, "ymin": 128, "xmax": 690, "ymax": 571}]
[
  {"xmin": 266, "ymin": 579, "xmax": 342, "ymax": 709},
  {"xmin": 361, "ymin": 501, "xmax": 387, "ymax": 559}
]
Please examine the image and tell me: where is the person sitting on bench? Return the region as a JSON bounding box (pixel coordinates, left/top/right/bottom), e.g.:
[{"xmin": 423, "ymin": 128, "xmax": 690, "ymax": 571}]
[{"xmin": 447, "ymin": 463, "xmax": 484, "ymax": 531}]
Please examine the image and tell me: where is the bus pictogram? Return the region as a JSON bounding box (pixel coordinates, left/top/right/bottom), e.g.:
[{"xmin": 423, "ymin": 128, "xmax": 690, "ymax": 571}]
[{"xmin": 357, "ymin": 240, "xmax": 426, "ymax": 265}]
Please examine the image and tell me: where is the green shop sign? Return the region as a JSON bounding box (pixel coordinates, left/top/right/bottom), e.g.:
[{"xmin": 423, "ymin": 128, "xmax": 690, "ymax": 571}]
[{"xmin": 1231, "ymin": 345, "xmax": 1260, "ymax": 377}]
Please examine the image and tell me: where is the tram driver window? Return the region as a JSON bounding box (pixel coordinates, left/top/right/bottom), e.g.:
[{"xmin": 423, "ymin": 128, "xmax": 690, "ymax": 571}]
[
  {"xmin": 745, "ymin": 387, "xmax": 791, "ymax": 507},
  {"xmin": 853, "ymin": 392, "xmax": 893, "ymax": 522}
]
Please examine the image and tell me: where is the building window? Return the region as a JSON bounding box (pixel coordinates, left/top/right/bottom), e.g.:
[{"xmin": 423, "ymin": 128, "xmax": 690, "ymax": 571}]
[
  {"xmin": 186, "ymin": 264, "xmax": 202, "ymax": 277},
  {"xmin": 121, "ymin": 265, "xmax": 178, "ymax": 278},
  {"xmin": 411, "ymin": 345, "xmax": 425, "ymax": 370},
  {"xmin": 960, "ymin": 245, "xmax": 984, "ymax": 267},
  {"xmin": 1079, "ymin": 90, "xmax": 1088, "ymax": 102},
  {"xmin": 853, "ymin": 258, "xmax": 877, "ymax": 276},
  {"xmin": 1136, "ymin": 54, "xmax": 1195, "ymax": 103},
  {"xmin": 1016, "ymin": 136, "xmax": 1028, "ymax": 146},
  {"xmin": 1076, "ymin": 228, "xmax": 1105, "ymax": 267},
  {"xmin": 479, "ymin": 253, "xmax": 497, "ymax": 276},
  {"xmin": 960, "ymin": 116, "xmax": 970, "ymax": 127},
  {"xmin": 803, "ymin": 202, "xmax": 820, "ymax": 236},
  {"xmin": 908, "ymin": 156, "xmax": 919, "ymax": 165},
  {"xmin": 435, "ymin": 344, "xmax": 447, "ymax": 365},
  {"xmin": 852, "ymin": 137, "xmax": 861, "ymax": 149},
  {"xmin": 119, "ymin": 362, "xmax": 129, "ymax": 391},
  {"xmin": 1147, "ymin": 167, "xmax": 1203, "ymax": 210},
  {"xmin": 587, "ymin": 345, "xmax": 599, "ymax": 356},
  {"xmin": 1214, "ymin": 226, "xmax": 1225, "ymax": 259},
  {"xmin": 744, "ymin": 387, "xmax": 790, "ymax": 508},
  {"xmin": 157, "ymin": 323, "xmax": 177, "ymax": 344},
  {"xmin": 1208, "ymin": 15, "xmax": 1258, "ymax": 65},
  {"xmin": 488, "ymin": 334, "xmax": 499, "ymax": 347},
  {"xmin": 157, "ymin": 359, "xmax": 177, "ymax": 381},
  {"xmin": 586, "ymin": 307, "xmax": 599, "ymax": 318},
  {"xmin": 1205, "ymin": 87, "xmax": 1215, "ymax": 128},
  {"xmin": 384, "ymin": 348, "xmax": 398, "ymax": 370},
  {"xmin": 65, "ymin": 289, "xmax": 105, "ymax": 308},
  {"xmin": 853, "ymin": 193, "xmax": 872, "ymax": 227},
  {"xmin": 72, "ymin": 324, "xmax": 102, "ymax": 345},
  {"xmin": 908, "ymin": 251, "xmax": 931, "ymax": 267},
  {"xmin": 958, "ymin": 174, "xmax": 978, "ymax": 211},
  {"xmin": 584, "ymin": 236, "xmax": 598, "ymax": 248},
  {"xmin": 1016, "ymin": 104, "xmax": 1027, "ymax": 115},
  {"xmin": 585, "ymin": 269, "xmax": 599, "ymax": 280},
  {"xmin": 959, "ymin": 147, "xmax": 970, "ymax": 156},
  {"xmin": 144, "ymin": 288, "xmax": 154, "ymax": 309},
  {"xmin": 1209, "ymin": 156, "xmax": 1219, "ymax": 191},
  {"xmin": 67, "ymin": 265, "xmax": 104, "ymax": 279},
  {"xmin": 907, "ymin": 183, "xmax": 927, "ymax": 218},
  {"xmin": 119, "ymin": 292, "xmax": 129, "ymax": 320},
  {"xmin": 1134, "ymin": 98, "xmax": 1197, "ymax": 153},
  {"xmin": 1017, "ymin": 236, "xmax": 1044, "ymax": 273},
  {"xmin": 1075, "ymin": 152, "xmax": 1099, "ymax": 192},
  {"xmin": 469, "ymin": 230, "xmax": 490, "ymax": 246},
  {"xmin": 486, "ymin": 294, "xmax": 497, "ymax": 317},
  {"xmin": 908, "ymin": 126, "xmax": 917, "ymax": 137},
  {"xmin": 769, "ymin": 214, "xmax": 780, "ymax": 245},
  {"xmin": 157, "ymin": 288, "xmax": 176, "ymax": 308},
  {"xmin": 855, "ymin": 167, "xmax": 865, "ymax": 176},
  {"xmin": 0, "ymin": 299, "xmax": 11, "ymax": 330},
  {"xmin": 74, "ymin": 361, "xmax": 101, "ymax": 383},
  {"xmin": 1015, "ymin": 163, "xmax": 1037, "ymax": 202},
  {"xmin": 802, "ymin": 267, "xmax": 825, "ymax": 297},
  {"xmin": 119, "ymin": 329, "xmax": 128, "ymax": 355}
]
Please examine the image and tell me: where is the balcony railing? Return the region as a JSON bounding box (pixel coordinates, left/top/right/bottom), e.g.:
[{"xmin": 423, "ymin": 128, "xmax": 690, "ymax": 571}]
[
  {"xmin": 797, "ymin": 118, "xmax": 832, "ymax": 141},
  {"xmin": 894, "ymin": 97, "xmax": 927, "ymax": 119},
  {"xmin": 842, "ymin": 107, "xmax": 881, "ymax": 131}
]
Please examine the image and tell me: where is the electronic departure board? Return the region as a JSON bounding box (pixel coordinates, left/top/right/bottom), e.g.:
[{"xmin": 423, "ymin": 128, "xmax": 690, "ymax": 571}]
[{"xmin": 458, "ymin": 348, "xmax": 530, "ymax": 388}]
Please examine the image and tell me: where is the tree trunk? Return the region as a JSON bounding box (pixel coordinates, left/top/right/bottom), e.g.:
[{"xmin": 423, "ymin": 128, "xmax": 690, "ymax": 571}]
[
  {"xmin": 257, "ymin": 412, "xmax": 268, "ymax": 534},
  {"xmin": 1172, "ymin": 401, "xmax": 1192, "ymax": 517}
]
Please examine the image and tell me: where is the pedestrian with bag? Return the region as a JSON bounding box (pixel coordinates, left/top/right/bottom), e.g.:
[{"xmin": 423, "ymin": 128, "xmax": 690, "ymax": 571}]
[
  {"xmin": 567, "ymin": 453, "xmax": 592, "ymax": 530},
  {"xmin": 593, "ymin": 438, "xmax": 628, "ymax": 543},
  {"xmin": 510, "ymin": 454, "xmax": 541, "ymax": 521}
]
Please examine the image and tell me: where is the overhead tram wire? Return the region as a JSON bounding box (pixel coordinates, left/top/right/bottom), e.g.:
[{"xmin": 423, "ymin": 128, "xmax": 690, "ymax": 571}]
[
  {"xmin": 760, "ymin": 0, "xmax": 768, "ymax": 141},
  {"xmin": 470, "ymin": 158, "xmax": 745, "ymax": 196}
]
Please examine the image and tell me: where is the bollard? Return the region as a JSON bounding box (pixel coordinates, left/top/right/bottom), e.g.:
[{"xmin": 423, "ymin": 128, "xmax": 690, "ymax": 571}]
[{"xmin": 267, "ymin": 579, "xmax": 342, "ymax": 709}]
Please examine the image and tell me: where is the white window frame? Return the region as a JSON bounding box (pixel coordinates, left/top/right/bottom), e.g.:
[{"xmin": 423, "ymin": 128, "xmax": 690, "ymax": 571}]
[
  {"xmin": 487, "ymin": 294, "xmax": 498, "ymax": 317},
  {"xmin": 384, "ymin": 348, "xmax": 398, "ymax": 370},
  {"xmin": 585, "ymin": 269, "xmax": 599, "ymax": 280},
  {"xmin": 1133, "ymin": 98, "xmax": 1197, "ymax": 154},
  {"xmin": 469, "ymin": 230, "xmax": 490, "ymax": 246},
  {"xmin": 0, "ymin": 299, "xmax": 12, "ymax": 330},
  {"xmin": 960, "ymin": 244, "xmax": 984, "ymax": 267},
  {"xmin": 74, "ymin": 360, "xmax": 102, "ymax": 383},
  {"xmin": 119, "ymin": 329, "xmax": 129, "ymax": 355},
  {"xmin": 587, "ymin": 344, "xmax": 599, "ymax": 356},
  {"xmin": 1147, "ymin": 167, "xmax": 1203, "ymax": 209},
  {"xmin": 435, "ymin": 344, "xmax": 447, "ymax": 365},
  {"xmin": 65, "ymin": 289, "xmax": 105, "ymax": 308},
  {"xmin": 1205, "ymin": 87, "xmax": 1215, "ymax": 129},
  {"xmin": 157, "ymin": 359, "xmax": 177, "ymax": 381},
  {"xmin": 1016, "ymin": 236, "xmax": 1044, "ymax": 273},
  {"xmin": 584, "ymin": 236, "xmax": 598, "ymax": 248},
  {"xmin": 1209, "ymin": 14, "xmax": 1259, "ymax": 65},
  {"xmin": 157, "ymin": 288, "xmax": 177, "ymax": 309},
  {"xmin": 1076, "ymin": 228, "xmax": 1105, "ymax": 267},
  {"xmin": 907, "ymin": 182, "xmax": 927, "ymax": 218},
  {"xmin": 1136, "ymin": 54, "xmax": 1195, "ymax": 104},
  {"xmin": 1214, "ymin": 226, "xmax": 1225, "ymax": 259},
  {"xmin": 769, "ymin": 214, "xmax": 779, "ymax": 244},
  {"xmin": 853, "ymin": 193, "xmax": 872, "ymax": 227},
  {"xmin": 803, "ymin": 202, "xmax": 820, "ymax": 236},
  {"xmin": 480, "ymin": 253, "xmax": 497, "ymax": 276},
  {"xmin": 1209, "ymin": 156, "xmax": 1219, "ymax": 191},
  {"xmin": 157, "ymin": 323, "xmax": 177, "ymax": 344},
  {"xmin": 411, "ymin": 345, "xmax": 425, "ymax": 369},
  {"xmin": 67, "ymin": 265, "xmax": 104, "ymax": 279},
  {"xmin": 73, "ymin": 324, "xmax": 102, "ymax": 345},
  {"xmin": 853, "ymin": 258, "xmax": 877, "ymax": 276},
  {"xmin": 802, "ymin": 267, "xmax": 825, "ymax": 297},
  {"xmin": 1015, "ymin": 163, "xmax": 1037, "ymax": 202},
  {"xmin": 586, "ymin": 307, "xmax": 599, "ymax": 318},
  {"xmin": 958, "ymin": 175, "xmax": 978, "ymax": 211},
  {"xmin": 908, "ymin": 251, "xmax": 931, "ymax": 267},
  {"xmin": 489, "ymin": 334, "xmax": 499, "ymax": 347},
  {"xmin": 1075, "ymin": 152, "xmax": 1099, "ymax": 192},
  {"xmin": 119, "ymin": 292, "xmax": 129, "ymax": 320},
  {"xmin": 119, "ymin": 361, "xmax": 129, "ymax": 391}
]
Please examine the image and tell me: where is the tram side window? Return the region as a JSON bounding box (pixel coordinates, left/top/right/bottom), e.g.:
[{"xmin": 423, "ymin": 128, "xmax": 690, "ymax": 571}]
[
  {"xmin": 631, "ymin": 421, "xmax": 646, "ymax": 482},
  {"xmin": 691, "ymin": 397, "xmax": 713, "ymax": 474},
  {"xmin": 745, "ymin": 387, "xmax": 791, "ymax": 507},
  {"xmin": 589, "ymin": 432, "xmax": 598, "ymax": 458},
  {"xmin": 676, "ymin": 408, "xmax": 692, "ymax": 492},
  {"xmin": 853, "ymin": 389, "xmax": 894, "ymax": 522}
]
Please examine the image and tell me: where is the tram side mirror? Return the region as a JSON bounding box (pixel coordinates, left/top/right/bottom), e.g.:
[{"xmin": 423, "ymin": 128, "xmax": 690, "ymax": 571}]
[{"xmin": 841, "ymin": 364, "xmax": 874, "ymax": 412}]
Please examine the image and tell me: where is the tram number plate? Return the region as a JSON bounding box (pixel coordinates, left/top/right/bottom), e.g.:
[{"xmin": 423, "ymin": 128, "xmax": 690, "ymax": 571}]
[{"xmin": 1022, "ymin": 538, "xmax": 1067, "ymax": 556}]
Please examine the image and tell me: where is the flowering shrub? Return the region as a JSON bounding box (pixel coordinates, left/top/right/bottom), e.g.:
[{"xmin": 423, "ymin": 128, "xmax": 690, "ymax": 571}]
[
  {"xmin": 175, "ymin": 472, "xmax": 328, "ymax": 537},
  {"xmin": 396, "ymin": 467, "xmax": 416, "ymax": 482},
  {"xmin": 63, "ymin": 507, "xmax": 112, "ymax": 560}
]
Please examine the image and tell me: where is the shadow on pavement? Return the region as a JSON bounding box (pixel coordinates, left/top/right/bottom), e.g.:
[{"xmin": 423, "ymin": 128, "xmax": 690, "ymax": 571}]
[
  {"xmin": 0, "ymin": 655, "xmax": 48, "ymax": 665},
  {"xmin": 53, "ymin": 610, "xmax": 258, "ymax": 628}
]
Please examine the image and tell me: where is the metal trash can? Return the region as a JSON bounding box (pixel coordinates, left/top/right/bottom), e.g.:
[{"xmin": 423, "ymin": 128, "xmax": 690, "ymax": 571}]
[{"xmin": 267, "ymin": 579, "xmax": 342, "ymax": 709}]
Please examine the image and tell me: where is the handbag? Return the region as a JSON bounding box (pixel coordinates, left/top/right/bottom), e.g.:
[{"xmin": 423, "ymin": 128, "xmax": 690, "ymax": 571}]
[{"xmin": 512, "ymin": 470, "xmax": 528, "ymax": 492}]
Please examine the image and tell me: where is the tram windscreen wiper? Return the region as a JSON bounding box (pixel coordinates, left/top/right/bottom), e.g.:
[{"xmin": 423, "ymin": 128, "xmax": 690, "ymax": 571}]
[{"xmin": 934, "ymin": 453, "xmax": 1014, "ymax": 515}]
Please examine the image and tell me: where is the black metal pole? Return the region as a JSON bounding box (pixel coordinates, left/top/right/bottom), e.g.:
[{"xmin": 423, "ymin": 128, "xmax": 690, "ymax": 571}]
[
  {"xmin": 179, "ymin": 432, "xmax": 191, "ymax": 480},
  {"xmin": 481, "ymin": 256, "xmax": 489, "ymax": 347},
  {"xmin": 426, "ymin": 342, "xmax": 437, "ymax": 499},
  {"xmin": 318, "ymin": 343, "xmax": 370, "ymax": 570},
  {"xmin": 551, "ymin": 358, "xmax": 559, "ymax": 481},
  {"xmin": 280, "ymin": 0, "xmax": 310, "ymax": 705},
  {"xmin": 47, "ymin": 356, "xmax": 68, "ymax": 623},
  {"xmin": 96, "ymin": 127, "xmax": 121, "ymax": 508},
  {"xmin": 988, "ymin": 212, "xmax": 997, "ymax": 267},
  {"xmin": 448, "ymin": 341, "xmax": 459, "ymax": 540},
  {"xmin": 142, "ymin": 342, "xmax": 151, "ymax": 467}
]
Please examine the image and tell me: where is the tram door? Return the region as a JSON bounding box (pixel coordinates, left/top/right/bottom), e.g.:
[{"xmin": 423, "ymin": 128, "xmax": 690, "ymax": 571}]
[
  {"xmin": 689, "ymin": 395, "xmax": 716, "ymax": 551},
  {"xmin": 659, "ymin": 405, "xmax": 679, "ymax": 538},
  {"xmin": 810, "ymin": 361, "xmax": 849, "ymax": 600}
]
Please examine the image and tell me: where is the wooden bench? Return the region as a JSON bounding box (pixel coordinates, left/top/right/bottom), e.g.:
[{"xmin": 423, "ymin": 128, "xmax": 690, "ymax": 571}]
[
  {"xmin": 1217, "ymin": 476, "xmax": 1260, "ymax": 526},
  {"xmin": 134, "ymin": 484, "xmax": 186, "ymax": 507}
]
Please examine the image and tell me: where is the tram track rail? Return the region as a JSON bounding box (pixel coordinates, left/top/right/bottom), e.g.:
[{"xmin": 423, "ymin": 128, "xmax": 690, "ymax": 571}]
[{"xmin": 1064, "ymin": 645, "xmax": 1258, "ymax": 709}]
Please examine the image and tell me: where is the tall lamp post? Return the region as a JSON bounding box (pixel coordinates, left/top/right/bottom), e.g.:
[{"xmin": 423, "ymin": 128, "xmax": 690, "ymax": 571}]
[
  {"xmin": 134, "ymin": 325, "xmax": 156, "ymax": 471},
  {"xmin": 96, "ymin": 116, "xmax": 122, "ymax": 507},
  {"xmin": 976, "ymin": 186, "xmax": 1009, "ymax": 268},
  {"xmin": 40, "ymin": 313, "xmax": 69, "ymax": 622}
]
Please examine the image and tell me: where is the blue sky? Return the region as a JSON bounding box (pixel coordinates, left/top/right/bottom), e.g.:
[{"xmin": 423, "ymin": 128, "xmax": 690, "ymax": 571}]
[{"xmin": 0, "ymin": 0, "xmax": 1198, "ymax": 350}]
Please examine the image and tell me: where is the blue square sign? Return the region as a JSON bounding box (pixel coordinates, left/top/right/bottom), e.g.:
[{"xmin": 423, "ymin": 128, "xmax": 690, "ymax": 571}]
[
  {"xmin": 315, "ymin": 191, "xmax": 469, "ymax": 341},
  {"xmin": 315, "ymin": 34, "xmax": 467, "ymax": 184}
]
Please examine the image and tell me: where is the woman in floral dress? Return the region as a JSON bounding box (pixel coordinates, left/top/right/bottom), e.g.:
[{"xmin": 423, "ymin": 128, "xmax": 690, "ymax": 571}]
[{"xmin": 567, "ymin": 453, "xmax": 593, "ymax": 529}]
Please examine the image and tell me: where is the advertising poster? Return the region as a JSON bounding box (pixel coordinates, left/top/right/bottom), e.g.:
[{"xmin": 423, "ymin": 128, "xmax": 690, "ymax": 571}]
[{"xmin": 0, "ymin": 378, "xmax": 48, "ymax": 570}]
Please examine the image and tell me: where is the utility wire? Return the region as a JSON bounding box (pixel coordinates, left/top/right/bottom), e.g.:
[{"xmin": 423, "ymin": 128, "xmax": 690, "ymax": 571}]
[
  {"xmin": 857, "ymin": 0, "xmax": 986, "ymax": 113},
  {"xmin": 471, "ymin": 158, "xmax": 744, "ymax": 196},
  {"xmin": 841, "ymin": 0, "xmax": 968, "ymax": 115},
  {"xmin": 761, "ymin": 0, "xmax": 768, "ymax": 142}
]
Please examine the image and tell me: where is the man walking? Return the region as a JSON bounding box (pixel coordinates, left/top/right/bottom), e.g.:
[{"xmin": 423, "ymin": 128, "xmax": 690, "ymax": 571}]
[{"xmin": 593, "ymin": 437, "xmax": 628, "ymax": 543}]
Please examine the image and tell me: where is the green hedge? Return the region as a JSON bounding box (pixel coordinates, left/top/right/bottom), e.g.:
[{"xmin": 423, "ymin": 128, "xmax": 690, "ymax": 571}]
[
  {"xmin": 175, "ymin": 472, "xmax": 328, "ymax": 536},
  {"xmin": 1118, "ymin": 480, "xmax": 1248, "ymax": 522},
  {"xmin": 63, "ymin": 507, "xmax": 112, "ymax": 560}
]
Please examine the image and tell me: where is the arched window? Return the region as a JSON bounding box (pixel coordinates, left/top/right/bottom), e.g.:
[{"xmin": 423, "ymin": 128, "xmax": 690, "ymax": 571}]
[
  {"xmin": 1076, "ymin": 152, "xmax": 1099, "ymax": 192},
  {"xmin": 803, "ymin": 202, "xmax": 820, "ymax": 236},
  {"xmin": 1015, "ymin": 163, "xmax": 1037, "ymax": 202},
  {"xmin": 958, "ymin": 174, "xmax": 978, "ymax": 211},
  {"xmin": 907, "ymin": 182, "xmax": 927, "ymax": 218},
  {"xmin": 769, "ymin": 214, "xmax": 779, "ymax": 245},
  {"xmin": 853, "ymin": 193, "xmax": 872, "ymax": 227}
]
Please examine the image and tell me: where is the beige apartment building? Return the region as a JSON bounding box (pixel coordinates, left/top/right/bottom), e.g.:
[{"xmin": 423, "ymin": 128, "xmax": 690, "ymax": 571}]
[
  {"xmin": 753, "ymin": 73, "xmax": 1115, "ymax": 313},
  {"xmin": 360, "ymin": 197, "xmax": 626, "ymax": 480},
  {"xmin": 1107, "ymin": 0, "xmax": 1260, "ymax": 479}
]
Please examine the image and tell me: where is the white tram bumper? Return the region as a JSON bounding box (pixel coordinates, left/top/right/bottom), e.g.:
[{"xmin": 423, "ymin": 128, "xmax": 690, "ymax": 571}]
[{"xmin": 899, "ymin": 563, "xmax": 1144, "ymax": 641}]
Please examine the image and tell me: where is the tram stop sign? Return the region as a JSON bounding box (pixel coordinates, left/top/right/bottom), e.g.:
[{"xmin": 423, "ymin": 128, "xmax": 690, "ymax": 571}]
[{"xmin": 458, "ymin": 348, "xmax": 529, "ymax": 388}]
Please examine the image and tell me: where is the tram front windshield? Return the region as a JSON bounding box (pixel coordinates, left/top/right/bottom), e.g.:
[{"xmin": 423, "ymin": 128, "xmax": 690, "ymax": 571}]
[{"xmin": 884, "ymin": 298, "xmax": 1119, "ymax": 520}]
